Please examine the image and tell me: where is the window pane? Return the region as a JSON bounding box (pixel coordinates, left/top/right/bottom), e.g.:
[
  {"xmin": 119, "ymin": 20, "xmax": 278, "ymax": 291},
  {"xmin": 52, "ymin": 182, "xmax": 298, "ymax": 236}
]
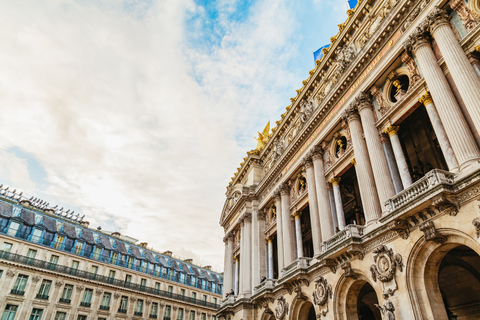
[
  {"xmin": 38, "ymin": 280, "xmax": 52, "ymax": 296},
  {"xmin": 54, "ymin": 312, "xmax": 66, "ymax": 320},
  {"xmin": 1, "ymin": 243, "xmax": 12, "ymax": 253},
  {"xmin": 13, "ymin": 274, "xmax": 28, "ymax": 292},
  {"xmin": 1, "ymin": 305, "xmax": 18, "ymax": 320},
  {"xmin": 29, "ymin": 308, "xmax": 43, "ymax": 320}
]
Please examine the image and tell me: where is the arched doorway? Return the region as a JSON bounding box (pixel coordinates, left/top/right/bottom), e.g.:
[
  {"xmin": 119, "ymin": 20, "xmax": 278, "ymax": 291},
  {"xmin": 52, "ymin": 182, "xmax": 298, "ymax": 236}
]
[
  {"xmin": 357, "ymin": 282, "xmax": 381, "ymax": 320},
  {"xmin": 297, "ymin": 301, "xmax": 316, "ymax": 320},
  {"xmin": 439, "ymin": 245, "xmax": 480, "ymax": 319}
]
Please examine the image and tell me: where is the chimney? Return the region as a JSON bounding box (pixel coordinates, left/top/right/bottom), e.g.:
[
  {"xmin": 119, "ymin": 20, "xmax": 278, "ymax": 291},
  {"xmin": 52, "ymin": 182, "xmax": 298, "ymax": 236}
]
[
  {"xmin": 204, "ymin": 265, "xmax": 212, "ymax": 270},
  {"xmin": 81, "ymin": 221, "xmax": 90, "ymax": 228},
  {"xmin": 112, "ymin": 232, "xmax": 121, "ymax": 237},
  {"xmin": 163, "ymin": 250, "xmax": 173, "ymax": 257},
  {"xmin": 139, "ymin": 242, "xmax": 148, "ymax": 248},
  {"xmin": 184, "ymin": 258, "xmax": 193, "ymax": 263}
]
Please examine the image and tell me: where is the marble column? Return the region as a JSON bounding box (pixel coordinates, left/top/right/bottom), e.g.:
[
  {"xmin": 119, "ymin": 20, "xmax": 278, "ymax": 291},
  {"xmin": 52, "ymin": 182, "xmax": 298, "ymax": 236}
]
[
  {"xmin": 233, "ymin": 257, "xmax": 239, "ymax": 295},
  {"xmin": 266, "ymin": 236, "xmax": 274, "ymax": 279},
  {"xmin": 357, "ymin": 93, "xmax": 396, "ymax": 208},
  {"xmin": 380, "ymin": 133, "xmax": 404, "ymax": 193},
  {"xmin": 404, "ymin": 26, "xmax": 480, "ymax": 169},
  {"xmin": 238, "ymin": 223, "xmax": 244, "ymax": 294},
  {"xmin": 292, "ymin": 211, "xmax": 303, "ymax": 259},
  {"xmin": 327, "ymin": 183, "xmax": 339, "ymax": 232},
  {"xmin": 303, "ymin": 155, "xmax": 323, "ymax": 255},
  {"xmin": 419, "ymin": 92, "xmax": 459, "ymax": 171},
  {"xmin": 252, "ymin": 209, "xmax": 266, "ymax": 288},
  {"xmin": 312, "ymin": 147, "xmax": 335, "ymax": 240},
  {"xmin": 241, "ymin": 213, "xmax": 252, "ymax": 295},
  {"xmin": 274, "ymin": 192, "xmax": 284, "ymax": 271},
  {"xmin": 329, "ymin": 177, "xmax": 346, "ymax": 230},
  {"xmin": 384, "ymin": 126, "xmax": 413, "ymax": 188},
  {"xmin": 280, "ymin": 184, "xmax": 295, "ymax": 266},
  {"xmin": 222, "ymin": 233, "xmax": 234, "ymax": 298},
  {"xmin": 343, "ymin": 105, "xmax": 382, "ymax": 223}
]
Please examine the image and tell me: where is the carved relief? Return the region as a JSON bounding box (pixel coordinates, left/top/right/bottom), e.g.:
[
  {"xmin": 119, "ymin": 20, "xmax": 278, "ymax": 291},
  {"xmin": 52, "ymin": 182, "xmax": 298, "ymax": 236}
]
[
  {"xmin": 55, "ymin": 280, "xmax": 64, "ymax": 287},
  {"xmin": 402, "ymin": 0, "xmax": 432, "ymax": 32},
  {"xmin": 6, "ymin": 270, "xmax": 15, "ymax": 278},
  {"xmin": 419, "ymin": 220, "xmax": 446, "ymax": 243},
  {"xmin": 388, "ymin": 219, "xmax": 410, "ymax": 239},
  {"xmin": 370, "ymin": 86, "xmax": 388, "ymax": 116},
  {"xmin": 275, "ymin": 296, "xmax": 289, "ymax": 320},
  {"xmin": 76, "ymin": 285, "xmax": 85, "ymax": 292},
  {"xmin": 450, "ymin": 0, "xmax": 477, "ymax": 32},
  {"xmin": 313, "ymin": 276, "xmax": 332, "ymax": 307},
  {"xmin": 401, "ymin": 52, "xmax": 421, "ymax": 85},
  {"xmin": 32, "ymin": 276, "xmax": 41, "ymax": 283},
  {"xmin": 473, "ymin": 218, "xmax": 480, "ymax": 238},
  {"xmin": 431, "ymin": 195, "xmax": 458, "ymax": 216},
  {"xmin": 341, "ymin": 262, "xmax": 357, "ymax": 280},
  {"xmin": 370, "ymin": 245, "xmax": 403, "ymax": 296},
  {"xmin": 375, "ymin": 294, "xmax": 396, "ymax": 320}
]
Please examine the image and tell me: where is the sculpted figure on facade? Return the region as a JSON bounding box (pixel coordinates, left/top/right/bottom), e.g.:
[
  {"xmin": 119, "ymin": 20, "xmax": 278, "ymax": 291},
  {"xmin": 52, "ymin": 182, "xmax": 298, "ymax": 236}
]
[
  {"xmin": 450, "ymin": 0, "xmax": 477, "ymax": 31},
  {"xmin": 401, "ymin": 52, "xmax": 421, "ymax": 85},
  {"xmin": 370, "ymin": 245, "xmax": 403, "ymax": 296},
  {"xmin": 274, "ymin": 296, "xmax": 289, "ymax": 320},
  {"xmin": 375, "ymin": 294, "xmax": 396, "ymax": 320}
]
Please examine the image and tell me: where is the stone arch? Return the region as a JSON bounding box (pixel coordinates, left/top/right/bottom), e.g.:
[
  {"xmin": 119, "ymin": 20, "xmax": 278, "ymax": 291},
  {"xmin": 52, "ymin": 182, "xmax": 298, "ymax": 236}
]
[
  {"xmin": 333, "ymin": 270, "xmax": 383, "ymax": 320},
  {"xmin": 289, "ymin": 297, "xmax": 315, "ymax": 320},
  {"xmin": 406, "ymin": 228, "xmax": 480, "ymax": 319},
  {"xmin": 468, "ymin": 0, "xmax": 480, "ymax": 19},
  {"xmin": 260, "ymin": 310, "xmax": 275, "ymax": 320}
]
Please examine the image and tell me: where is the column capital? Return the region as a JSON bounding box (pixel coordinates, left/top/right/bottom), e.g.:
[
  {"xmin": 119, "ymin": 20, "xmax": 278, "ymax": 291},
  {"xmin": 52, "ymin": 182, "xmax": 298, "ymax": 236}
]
[
  {"xmin": 302, "ymin": 154, "xmax": 314, "ymax": 168},
  {"xmin": 350, "ymin": 158, "xmax": 357, "ymax": 167},
  {"xmin": 292, "ymin": 211, "xmax": 302, "ymax": 219},
  {"xmin": 419, "ymin": 91, "xmax": 433, "ymax": 106},
  {"xmin": 329, "ymin": 177, "xmax": 341, "ymax": 186},
  {"xmin": 379, "ymin": 132, "xmax": 390, "ymax": 144},
  {"xmin": 343, "ymin": 104, "xmax": 360, "ymax": 122},
  {"xmin": 384, "ymin": 125, "xmax": 400, "ymax": 137},
  {"xmin": 403, "ymin": 24, "xmax": 431, "ymax": 54},
  {"xmin": 426, "ymin": 6, "xmax": 451, "ymax": 33},
  {"xmin": 242, "ymin": 212, "xmax": 252, "ymax": 222},
  {"xmin": 223, "ymin": 232, "xmax": 234, "ymax": 243},
  {"xmin": 279, "ymin": 183, "xmax": 290, "ymax": 196},
  {"xmin": 266, "ymin": 236, "xmax": 273, "ymax": 242},
  {"xmin": 256, "ymin": 210, "xmax": 266, "ymax": 220},
  {"xmin": 475, "ymin": 44, "xmax": 480, "ymax": 52},
  {"xmin": 355, "ymin": 92, "xmax": 374, "ymax": 112}
]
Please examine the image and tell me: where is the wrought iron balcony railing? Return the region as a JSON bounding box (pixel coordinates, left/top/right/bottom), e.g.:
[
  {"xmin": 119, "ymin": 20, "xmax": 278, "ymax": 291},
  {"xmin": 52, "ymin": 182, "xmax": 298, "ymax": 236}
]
[{"xmin": 10, "ymin": 289, "xmax": 24, "ymax": 296}]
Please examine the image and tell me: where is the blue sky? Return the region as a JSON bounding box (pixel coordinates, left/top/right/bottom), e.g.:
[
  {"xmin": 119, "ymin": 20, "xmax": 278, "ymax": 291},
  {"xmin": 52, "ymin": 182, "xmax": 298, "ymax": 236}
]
[{"xmin": 0, "ymin": 0, "xmax": 349, "ymax": 268}]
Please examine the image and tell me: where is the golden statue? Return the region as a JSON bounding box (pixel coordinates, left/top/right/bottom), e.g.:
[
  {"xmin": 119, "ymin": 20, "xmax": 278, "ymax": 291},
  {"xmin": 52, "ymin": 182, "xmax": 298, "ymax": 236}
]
[
  {"xmin": 255, "ymin": 122, "xmax": 271, "ymax": 151},
  {"xmin": 392, "ymin": 80, "xmax": 402, "ymax": 92}
]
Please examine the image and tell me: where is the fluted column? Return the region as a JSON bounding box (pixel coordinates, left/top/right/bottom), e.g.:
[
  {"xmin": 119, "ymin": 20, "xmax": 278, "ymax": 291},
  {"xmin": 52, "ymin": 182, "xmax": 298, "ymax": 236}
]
[
  {"xmin": 233, "ymin": 257, "xmax": 239, "ymax": 295},
  {"xmin": 357, "ymin": 93, "xmax": 395, "ymax": 209},
  {"xmin": 222, "ymin": 233, "xmax": 234, "ymax": 298},
  {"xmin": 329, "ymin": 177, "xmax": 346, "ymax": 230},
  {"xmin": 343, "ymin": 105, "xmax": 382, "ymax": 223},
  {"xmin": 384, "ymin": 126, "xmax": 413, "ymax": 188},
  {"xmin": 252, "ymin": 209, "xmax": 266, "ymax": 288},
  {"xmin": 404, "ymin": 27, "xmax": 480, "ymax": 169},
  {"xmin": 238, "ymin": 223, "xmax": 244, "ymax": 294},
  {"xmin": 266, "ymin": 236, "xmax": 274, "ymax": 279},
  {"xmin": 380, "ymin": 133, "xmax": 404, "ymax": 193},
  {"xmin": 274, "ymin": 192, "xmax": 284, "ymax": 271},
  {"xmin": 419, "ymin": 92, "xmax": 459, "ymax": 171},
  {"xmin": 280, "ymin": 184, "xmax": 295, "ymax": 266},
  {"xmin": 312, "ymin": 147, "xmax": 335, "ymax": 240},
  {"xmin": 292, "ymin": 211, "xmax": 303, "ymax": 258},
  {"xmin": 241, "ymin": 213, "xmax": 252, "ymax": 295},
  {"xmin": 303, "ymin": 155, "xmax": 323, "ymax": 255},
  {"xmin": 427, "ymin": 7, "xmax": 480, "ymax": 137},
  {"xmin": 327, "ymin": 183, "xmax": 339, "ymax": 232}
]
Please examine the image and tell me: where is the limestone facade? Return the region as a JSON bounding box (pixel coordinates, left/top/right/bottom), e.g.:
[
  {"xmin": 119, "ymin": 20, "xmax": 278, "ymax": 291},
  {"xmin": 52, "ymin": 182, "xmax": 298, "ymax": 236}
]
[{"xmin": 218, "ymin": 0, "xmax": 480, "ymax": 319}]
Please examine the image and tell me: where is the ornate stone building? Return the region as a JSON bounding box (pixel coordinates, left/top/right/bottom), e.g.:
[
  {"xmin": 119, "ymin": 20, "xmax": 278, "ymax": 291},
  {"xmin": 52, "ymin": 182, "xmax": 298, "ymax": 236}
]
[
  {"xmin": 218, "ymin": 0, "xmax": 480, "ymax": 319},
  {"xmin": 0, "ymin": 188, "xmax": 222, "ymax": 320}
]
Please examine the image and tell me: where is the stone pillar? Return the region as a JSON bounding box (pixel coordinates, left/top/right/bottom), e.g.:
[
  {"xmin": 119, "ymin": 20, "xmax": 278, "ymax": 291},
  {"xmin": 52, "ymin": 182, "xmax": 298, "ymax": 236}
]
[
  {"xmin": 356, "ymin": 93, "xmax": 396, "ymax": 209},
  {"xmin": 252, "ymin": 209, "xmax": 266, "ymax": 288},
  {"xmin": 222, "ymin": 233, "xmax": 234, "ymax": 298},
  {"xmin": 380, "ymin": 133, "xmax": 404, "ymax": 193},
  {"xmin": 280, "ymin": 184, "xmax": 295, "ymax": 266},
  {"xmin": 241, "ymin": 213, "xmax": 252, "ymax": 295},
  {"xmin": 404, "ymin": 26, "xmax": 480, "ymax": 169},
  {"xmin": 233, "ymin": 257, "xmax": 239, "ymax": 295},
  {"xmin": 303, "ymin": 155, "xmax": 323, "ymax": 255},
  {"xmin": 327, "ymin": 183, "xmax": 339, "ymax": 232},
  {"xmin": 274, "ymin": 192, "xmax": 284, "ymax": 271},
  {"xmin": 312, "ymin": 147, "xmax": 335, "ymax": 241},
  {"xmin": 384, "ymin": 126, "xmax": 413, "ymax": 188},
  {"xmin": 343, "ymin": 105, "xmax": 382, "ymax": 223},
  {"xmin": 292, "ymin": 211, "xmax": 303, "ymax": 259},
  {"xmin": 238, "ymin": 223, "xmax": 244, "ymax": 294},
  {"xmin": 329, "ymin": 177, "xmax": 346, "ymax": 230},
  {"xmin": 266, "ymin": 236, "xmax": 274, "ymax": 279},
  {"xmin": 419, "ymin": 92, "xmax": 459, "ymax": 171},
  {"xmin": 427, "ymin": 7, "xmax": 480, "ymax": 140}
]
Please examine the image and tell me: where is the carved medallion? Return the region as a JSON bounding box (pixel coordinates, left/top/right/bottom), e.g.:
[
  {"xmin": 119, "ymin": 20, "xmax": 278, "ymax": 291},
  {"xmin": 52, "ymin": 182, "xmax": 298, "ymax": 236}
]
[
  {"xmin": 312, "ymin": 276, "xmax": 332, "ymax": 307},
  {"xmin": 275, "ymin": 296, "xmax": 289, "ymax": 320},
  {"xmin": 370, "ymin": 245, "xmax": 403, "ymax": 296}
]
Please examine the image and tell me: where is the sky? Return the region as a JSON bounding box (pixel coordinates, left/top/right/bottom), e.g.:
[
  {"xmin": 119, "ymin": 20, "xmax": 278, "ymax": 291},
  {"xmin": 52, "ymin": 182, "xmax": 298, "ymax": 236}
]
[{"xmin": 0, "ymin": 0, "xmax": 349, "ymax": 270}]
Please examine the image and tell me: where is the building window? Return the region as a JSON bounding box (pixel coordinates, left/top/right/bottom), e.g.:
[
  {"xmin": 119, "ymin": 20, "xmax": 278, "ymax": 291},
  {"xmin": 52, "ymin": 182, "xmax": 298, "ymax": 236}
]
[
  {"xmin": 134, "ymin": 299, "xmax": 143, "ymax": 316},
  {"xmin": 164, "ymin": 305, "xmax": 171, "ymax": 318},
  {"xmin": 92, "ymin": 247, "xmax": 101, "ymax": 260},
  {"xmin": 100, "ymin": 292, "xmax": 111, "ymax": 310},
  {"xmin": 203, "ymin": 295, "xmax": 207, "ymax": 302},
  {"xmin": 140, "ymin": 278, "xmax": 147, "ymax": 290},
  {"xmin": 111, "ymin": 252, "xmax": 119, "ymax": 264},
  {"xmin": 53, "ymin": 235, "xmax": 64, "ymax": 249},
  {"xmin": 72, "ymin": 260, "xmax": 79, "ymax": 270},
  {"xmin": 168, "ymin": 285, "xmax": 173, "ymax": 294},
  {"xmin": 107, "ymin": 270, "xmax": 115, "ymax": 283},
  {"xmin": 64, "ymin": 238, "xmax": 74, "ymax": 252},
  {"xmin": 1, "ymin": 242, "xmax": 12, "ymax": 253},
  {"xmin": 54, "ymin": 312, "xmax": 66, "ymax": 320},
  {"xmin": 74, "ymin": 242, "xmax": 82, "ymax": 255},
  {"xmin": 189, "ymin": 310, "xmax": 195, "ymax": 320},
  {"xmin": 77, "ymin": 316, "xmax": 87, "ymax": 320},
  {"xmin": 60, "ymin": 284, "xmax": 73, "ymax": 303},
  {"xmin": 90, "ymin": 265, "xmax": 98, "ymax": 279},
  {"xmin": 11, "ymin": 274, "xmax": 28, "ymax": 295},
  {"xmin": 150, "ymin": 302, "xmax": 158, "ymax": 317},
  {"xmin": 1, "ymin": 305, "xmax": 18, "ymax": 320},
  {"xmin": 29, "ymin": 308, "xmax": 43, "ymax": 320},
  {"xmin": 26, "ymin": 249, "xmax": 37, "ymax": 264},
  {"xmin": 81, "ymin": 288, "xmax": 93, "ymax": 306},
  {"xmin": 49, "ymin": 255, "xmax": 59, "ymax": 266},
  {"xmin": 126, "ymin": 256, "xmax": 134, "ymax": 269},
  {"xmin": 181, "ymin": 289, "xmax": 185, "ymax": 297},
  {"xmin": 201, "ymin": 313, "xmax": 206, "ymax": 320},
  {"xmin": 155, "ymin": 282, "xmax": 161, "ymax": 293},
  {"xmin": 31, "ymin": 229, "xmax": 42, "ymax": 244},
  {"xmin": 118, "ymin": 296, "xmax": 128, "ymax": 313},
  {"xmin": 192, "ymin": 292, "xmax": 196, "ymax": 300},
  {"xmin": 6, "ymin": 222, "xmax": 20, "ymax": 237},
  {"xmin": 213, "ymin": 297, "xmax": 217, "ymax": 305},
  {"xmin": 124, "ymin": 274, "xmax": 132, "ymax": 287},
  {"xmin": 42, "ymin": 231, "xmax": 54, "ymax": 246},
  {"xmin": 177, "ymin": 308, "xmax": 184, "ymax": 320},
  {"xmin": 37, "ymin": 279, "xmax": 52, "ymax": 299}
]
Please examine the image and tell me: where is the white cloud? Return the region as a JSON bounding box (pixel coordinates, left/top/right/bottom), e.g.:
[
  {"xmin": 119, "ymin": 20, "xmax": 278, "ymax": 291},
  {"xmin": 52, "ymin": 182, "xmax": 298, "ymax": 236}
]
[
  {"xmin": 0, "ymin": 150, "xmax": 36, "ymax": 193},
  {"xmin": 0, "ymin": 0, "xmax": 302, "ymax": 269}
]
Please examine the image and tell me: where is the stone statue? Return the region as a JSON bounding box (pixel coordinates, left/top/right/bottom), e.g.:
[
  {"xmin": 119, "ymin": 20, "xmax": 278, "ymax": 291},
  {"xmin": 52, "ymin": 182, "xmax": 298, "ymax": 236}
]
[{"xmin": 375, "ymin": 294, "xmax": 396, "ymax": 320}]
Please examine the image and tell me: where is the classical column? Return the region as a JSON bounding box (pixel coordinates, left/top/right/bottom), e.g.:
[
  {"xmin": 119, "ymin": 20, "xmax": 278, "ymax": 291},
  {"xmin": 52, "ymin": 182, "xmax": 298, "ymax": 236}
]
[
  {"xmin": 241, "ymin": 213, "xmax": 252, "ymax": 295},
  {"xmin": 404, "ymin": 26, "xmax": 480, "ymax": 169},
  {"xmin": 292, "ymin": 211, "xmax": 303, "ymax": 258},
  {"xmin": 312, "ymin": 147, "xmax": 335, "ymax": 240},
  {"xmin": 329, "ymin": 177, "xmax": 346, "ymax": 230},
  {"xmin": 222, "ymin": 233, "xmax": 234, "ymax": 298},
  {"xmin": 303, "ymin": 155, "xmax": 323, "ymax": 255},
  {"xmin": 252, "ymin": 209, "xmax": 266, "ymax": 288},
  {"xmin": 379, "ymin": 133, "xmax": 404, "ymax": 193},
  {"xmin": 280, "ymin": 184, "xmax": 295, "ymax": 266},
  {"xmin": 427, "ymin": 7, "xmax": 480, "ymax": 139},
  {"xmin": 233, "ymin": 257, "xmax": 239, "ymax": 295},
  {"xmin": 266, "ymin": 236, "xmax": 274, "ymax": 279},
  {"xmin": 357, "ymin": 93, "xmax": 396, "ymax": 209},
  {"xmin": 343, "ymin": 105, "xmax": 382, "ymax": 223},
  {"xmin": 384, "ymin": 126, "xmax": 413, "ymax": 188},
  {"xmin": 238, "ymin": 222, "xmax": 244, "ymax": 294},
  {"xmin": 419, "ymin": 92, "xmax": 459, "ymax": 171},
  {"xmin": 327, "ymin": 183, "xmax": 339, "ymax": 232},
  {"xmin": 274, "ymin": 192, "xmax": 284, "ymax": 271}
]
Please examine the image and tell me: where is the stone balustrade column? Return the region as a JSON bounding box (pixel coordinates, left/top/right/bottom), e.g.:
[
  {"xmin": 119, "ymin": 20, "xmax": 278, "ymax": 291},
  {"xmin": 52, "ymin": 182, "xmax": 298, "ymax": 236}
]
[
  {"xmin": 357, "ymin": 93, "xmax": 396, "ymax": 209},
  {"xmin": 292, "ymin": 211, "xmax": 303, "ymax": 258},
  {"xmin": 419, "ymin": 92, "xmax": 459, "ymax": 171},
  {"xmin": 274, "ymin": 192, "xmax": 284, "ymax": 271},
  {"xmin": 329, "ymin": 177, "xmax": 346, "ymax": 230},
  {"xmin": 266, "ymin": 236, "xmax": 274, "ymax": 279},
  {"xmin": 404, "ymin": 26, "xmax": 480, "ymax": 169},
  {"xmin": 312, "ymin": 147, "xmax": 335, "ymax": 241},
  {"xmin": 343, "ymin": 105, "xmax": 382, "ymax": 223},
  {"xmin": 280, "ymin": 184, "xmax": 295, "ymax": 266},
  {"xmin": 327, "ymin": 183, "xmax": 339, "ymax": 232},
  {"xmin": 380, "ymin": 133, "xmax": 404, "ymax": 193},
  {"xmin": 427, "ymin": 7, "xmax": 480, "ymax": 142},
  {"xmin": 222, "ymin": 233, "xmax": 234, "ymax": 298},
  {"xmin": 233, "ymin": 257, "xmax": 239, "ymax": 295},
  {"xmin": 384, "ymin": 126, "xmax": 413, "ymax": 188},
  {"xmin": 241, "ymin": 213, "xmax": 252, "ymax": 295},
  {"xmin": 303, "ymin": 155, "xmax": 323, "ymax": 255}
]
